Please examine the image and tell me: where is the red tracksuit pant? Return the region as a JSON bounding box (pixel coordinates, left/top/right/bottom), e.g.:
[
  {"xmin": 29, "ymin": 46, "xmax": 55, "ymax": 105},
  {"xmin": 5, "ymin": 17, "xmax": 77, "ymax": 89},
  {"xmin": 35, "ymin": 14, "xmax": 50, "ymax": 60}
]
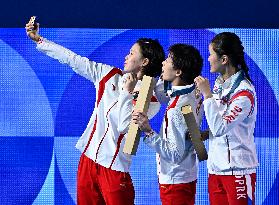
[
  {"xmin": 159, "ymin": 180, "xmax": 197, "ymax": 205},
  {"xmin": 77, "ymin": 154, "xmax": 135, "ymax": 205},
  {"xmin": 208, "ymin": 173, "xmax": 256, "ymax": 205}
]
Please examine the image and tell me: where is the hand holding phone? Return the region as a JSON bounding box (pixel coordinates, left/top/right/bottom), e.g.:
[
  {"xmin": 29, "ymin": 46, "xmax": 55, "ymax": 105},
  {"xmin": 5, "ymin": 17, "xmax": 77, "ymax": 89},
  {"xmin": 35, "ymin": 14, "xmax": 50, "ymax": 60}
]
[{"xmin": 25, "ymin": 16, "xmax": 40, "ymax": 42}]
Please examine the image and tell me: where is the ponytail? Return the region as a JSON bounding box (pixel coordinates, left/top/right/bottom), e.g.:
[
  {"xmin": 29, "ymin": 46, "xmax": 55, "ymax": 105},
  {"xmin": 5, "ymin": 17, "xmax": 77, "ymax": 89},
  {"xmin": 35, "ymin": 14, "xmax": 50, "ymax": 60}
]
[{"xmin": 239, "ymin": 56, "xmax": 252, "ymax": 83}]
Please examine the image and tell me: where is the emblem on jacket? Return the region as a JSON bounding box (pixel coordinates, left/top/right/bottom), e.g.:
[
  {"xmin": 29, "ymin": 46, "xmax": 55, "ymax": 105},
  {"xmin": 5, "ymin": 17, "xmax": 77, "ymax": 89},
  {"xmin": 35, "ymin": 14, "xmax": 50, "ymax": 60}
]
[{"xmin": 213, "ymin": 85, "xmax": 222, "ymax": 94}]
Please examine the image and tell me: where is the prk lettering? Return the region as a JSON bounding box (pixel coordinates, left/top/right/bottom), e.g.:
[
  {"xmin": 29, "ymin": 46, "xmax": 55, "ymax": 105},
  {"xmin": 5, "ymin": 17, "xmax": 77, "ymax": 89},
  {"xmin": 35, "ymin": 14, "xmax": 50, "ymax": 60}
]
[{"xmin": 224, "ymin": 106, "xmax": 243, "ymax": 123}]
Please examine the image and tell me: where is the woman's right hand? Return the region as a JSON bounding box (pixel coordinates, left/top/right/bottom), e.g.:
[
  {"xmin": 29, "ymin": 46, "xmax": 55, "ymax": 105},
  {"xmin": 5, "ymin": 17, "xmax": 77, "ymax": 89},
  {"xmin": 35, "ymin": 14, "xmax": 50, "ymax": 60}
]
[
  {"xmin": 194, "ymin": 76, "xmax": 213, "ymax": 99},
  {"xmin": 123, "ymin": 73, "xmax": 138, "ymax": 93},
  {"xmin": 25, "ymin": 16, "xmax": 41, "ymax": 42},
  {"xmin": 200, "ymin": 130, "xmax": 209, "ymax": 141},
  {"xmin": 132, "ymin": 110, "xmax": 152, "ymax": 133}
]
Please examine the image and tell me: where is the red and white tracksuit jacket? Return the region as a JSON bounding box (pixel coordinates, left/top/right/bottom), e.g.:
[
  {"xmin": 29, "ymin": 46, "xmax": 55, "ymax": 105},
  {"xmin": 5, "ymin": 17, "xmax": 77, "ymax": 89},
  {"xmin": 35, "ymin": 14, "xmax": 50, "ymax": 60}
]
[
  {"xmin": 36, "ymin": 38, "xmax": 164, "ymax": 172},
  {"xmin": 204, "ymin": 71, "xmax": 258, "ymax": 175},
  {"xmin": 143, "ymin": 85, "xmax": 204, "ymax": 184}
]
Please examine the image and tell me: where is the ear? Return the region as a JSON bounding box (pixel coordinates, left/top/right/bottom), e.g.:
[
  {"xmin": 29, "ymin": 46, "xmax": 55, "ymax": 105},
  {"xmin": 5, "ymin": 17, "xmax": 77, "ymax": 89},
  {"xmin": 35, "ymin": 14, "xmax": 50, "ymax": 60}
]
[
  {"xmin": 221, "ymin": 55, "xmax": 229, "ymax": 65},
  {"xmin": 142, "ymin": 58, "xmax": 149, "ymax": 67},
  {"xmin": 175, "ymin": 69, "xmax": 182, "ymax": 77}
]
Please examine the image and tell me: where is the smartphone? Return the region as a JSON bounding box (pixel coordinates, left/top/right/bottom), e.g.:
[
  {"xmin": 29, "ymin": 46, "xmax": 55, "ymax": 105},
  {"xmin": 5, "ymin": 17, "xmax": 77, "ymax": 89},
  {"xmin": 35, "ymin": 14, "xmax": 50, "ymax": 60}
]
[{"xmin": 29, "ymin": 16, "xmax": 37, "ymax": 31}]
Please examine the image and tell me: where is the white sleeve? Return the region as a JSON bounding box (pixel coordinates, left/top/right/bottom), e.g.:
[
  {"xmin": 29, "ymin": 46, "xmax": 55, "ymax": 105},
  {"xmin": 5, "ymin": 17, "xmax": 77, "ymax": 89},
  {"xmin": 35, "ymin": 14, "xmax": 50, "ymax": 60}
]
[
  {"xmin": 144, "ymin": 109, "xmax": 192, "ymax": 164},
  {"xmin": 204, "ymin": 90, "xmax": 255, "ymax": 137},
  {"xmin": 117, "ymin": 90, "xmax": 161, "ymax": 134},
  {"xmin": 36, "ymin": 38, "xmax": 114, "ymax": 84},
  {"xmin": 117, "ymin": 89, "xmax": 134, "ymax": 134}
]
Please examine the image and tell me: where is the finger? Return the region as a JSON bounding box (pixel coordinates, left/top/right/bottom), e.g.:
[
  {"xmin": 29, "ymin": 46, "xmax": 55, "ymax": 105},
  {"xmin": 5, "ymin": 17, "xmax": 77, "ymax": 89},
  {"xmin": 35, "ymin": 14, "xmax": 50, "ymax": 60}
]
[
  {"xmin": 195, "ymin": 76, "xmax": 203, "ymax": 82},
  {"xmin": 132, "ymin": 114, "xmax": 140, "ymax": 119},
  {"xmin": 132, "ymin": 110, "xmax": 139, "ymax": 115},
  {"xmin": 194, "ymin": 77, "xmax": 201, "ymax": 83},
  {"xmin": 26, "ymin": 27, "xmax": 34, "ymax": 32},
  {"xmin": 137, "ymin": 112, "xmax": 144, "ymax": 118},
  {"xmin": 126, "ymin": 73, "xmax": 135, "ymax": 81},
  {"xmin": 198, "ymin": 75, "xmax": 205, "ymax": 80},
  {"xmin": 131, "ymin": 72, "xmax": 138, "ymax": 80},
  {"xmin": 194, "ymin": 76, "xmax": 205, "ymax": 85},
  {"xmin": 25, "ymin": 24, "xmax": 34, "ymax": 29},
  {"xmin": 132, "ymin": 119, "xmax": 138, "ymax": 124},
  {"xmin": 133, "ymin": 109, "xmax": 142, "ymax": 113},
  {"xmin": 200, "ymin": 77, "xmax": 207, "ymax": 82},
  {"xmin": 139, "ymin": 112, "xmax": 147, "ymax": 119},
  {"xmin": 131, "ymin": 113, "xmax": 138, "ymax": 118},
  {"xmin": 132, "ymin": 115, "xmax": 140, "ymax": 120}
]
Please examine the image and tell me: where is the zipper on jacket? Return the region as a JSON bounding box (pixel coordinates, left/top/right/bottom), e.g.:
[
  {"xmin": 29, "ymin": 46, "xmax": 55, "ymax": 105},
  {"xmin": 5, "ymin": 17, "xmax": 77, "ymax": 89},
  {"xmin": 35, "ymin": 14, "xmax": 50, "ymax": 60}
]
[{"xmin": 225, "ymin": 135, "xmax": 233, "ymax": 174}]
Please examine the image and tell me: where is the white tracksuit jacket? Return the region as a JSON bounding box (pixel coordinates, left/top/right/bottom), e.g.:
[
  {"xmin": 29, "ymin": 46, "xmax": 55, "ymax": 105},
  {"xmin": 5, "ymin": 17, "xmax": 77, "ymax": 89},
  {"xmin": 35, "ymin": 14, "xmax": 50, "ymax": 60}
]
[
  {"xmin": 204, "ymin": 71, "xmax": 258, "ymax": 175},
  {"xmin": 36, "ymin": 38, "xmax": 165, "ymax": 172},
  {"xmin": 143, "ymin": 85, "xmax": 204, "ymax": 184}
]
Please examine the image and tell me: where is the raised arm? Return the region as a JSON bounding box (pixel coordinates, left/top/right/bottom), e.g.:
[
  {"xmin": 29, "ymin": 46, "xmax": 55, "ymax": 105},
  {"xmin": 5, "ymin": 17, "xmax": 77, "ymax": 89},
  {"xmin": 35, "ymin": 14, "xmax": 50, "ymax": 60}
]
[
  {"xmin": 194, "ymin": 76, "xmax": 256, "ymax": 137},
  {"xmin": 25, "ymin": 17, "xmax": 115, "ymax": 84}
]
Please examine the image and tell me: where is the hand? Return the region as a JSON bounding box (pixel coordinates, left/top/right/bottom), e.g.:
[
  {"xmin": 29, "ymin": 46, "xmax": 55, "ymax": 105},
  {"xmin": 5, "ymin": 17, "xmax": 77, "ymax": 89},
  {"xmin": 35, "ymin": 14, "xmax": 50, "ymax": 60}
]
[
  {"xmin": 132, "ymin": 110, "xmax": 152, "ymax": 132},
  {"xmin": 25, "ymin": 16, "xmax": 41, "ymax": 42},
  {"xmin": 123, "ymin": 73, "xmax": 138, "ymax": 93},
  {"xmin": 200, "ymin": 130, "xmax": 209, "ymax": 141},
  {"xmin": 194, "ymin": 76, "xmax": 212, "ymax": 99}
]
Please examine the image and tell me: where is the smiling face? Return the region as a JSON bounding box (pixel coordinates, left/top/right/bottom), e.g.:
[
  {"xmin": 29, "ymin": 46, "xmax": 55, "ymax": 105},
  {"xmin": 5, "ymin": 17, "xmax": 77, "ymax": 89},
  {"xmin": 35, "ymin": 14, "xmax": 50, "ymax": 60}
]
[
  {"xmin": 124, "ymin": 43, "xmax": 145, "ymax": 75},
  {"xmin": 161, "ymin": 54, "xmax": 181, "ymax": 84},
  {"xmin": 208, "ymin": 43, "xmax": 224, "ymax": 74}
]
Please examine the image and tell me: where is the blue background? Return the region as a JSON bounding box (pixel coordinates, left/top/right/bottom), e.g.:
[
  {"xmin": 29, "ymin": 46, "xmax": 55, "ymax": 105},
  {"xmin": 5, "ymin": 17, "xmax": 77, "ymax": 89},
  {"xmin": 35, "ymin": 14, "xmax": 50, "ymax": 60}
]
[
  {"xmin": 0, "ymin": 28, "xmax": 278, "ymax": 204},
  {"xmin": 0, "ymin": 0, "xmax": 279, "ymax": 28}
]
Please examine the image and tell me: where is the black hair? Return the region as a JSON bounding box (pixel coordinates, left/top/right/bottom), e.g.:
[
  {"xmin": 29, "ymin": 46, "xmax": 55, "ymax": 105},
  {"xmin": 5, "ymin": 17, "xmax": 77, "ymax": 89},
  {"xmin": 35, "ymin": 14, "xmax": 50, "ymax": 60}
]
[
  {"xmin": 211, "ymin": 32, "xmax": 252, "ymax": 82},
  {"xmin": 136, "ymin": 38, "xmax": 165, "ymax": 78},
  {"xmin": 169, "ymin": 44, "xmax": 203, "ymax": 84}
]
